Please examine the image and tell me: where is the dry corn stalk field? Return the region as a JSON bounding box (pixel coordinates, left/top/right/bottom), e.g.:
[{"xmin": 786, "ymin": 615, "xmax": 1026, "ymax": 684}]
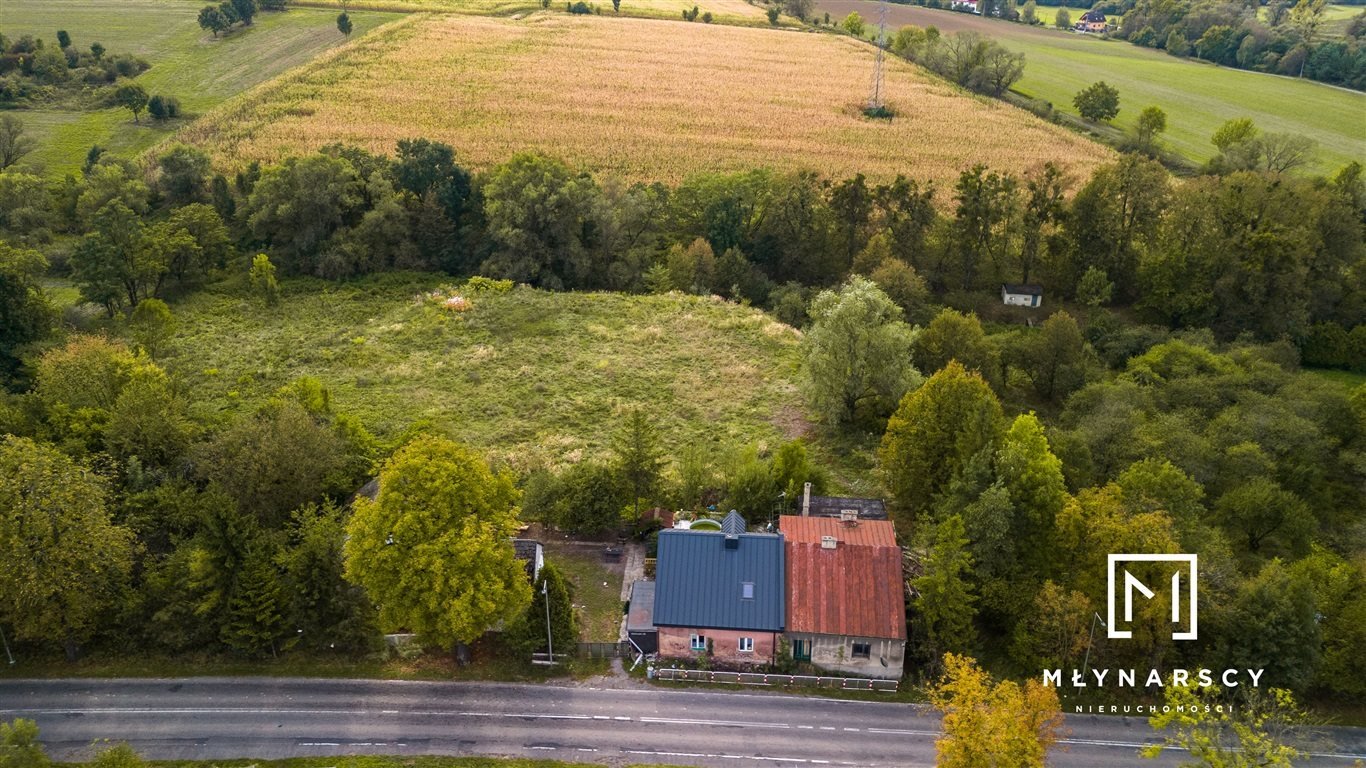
[
  {"xmin": 293, "ymin": 0, "xmax": 771, "ymax": 22},
  {"xmin": 179, "ymin": 13, "xmax": 1113, "ymax": 187}
]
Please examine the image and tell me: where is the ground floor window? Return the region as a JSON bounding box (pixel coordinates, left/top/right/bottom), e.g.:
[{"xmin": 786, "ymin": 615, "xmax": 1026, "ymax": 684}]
[
  {"xmin": 691, "ymin": 633, "xmax": 707, "ymax": 651},
  {"xmin": 852, "ymin": 641, "xmax": 871, "ymax": 659},
  {"xmin": 738, "ymin": 637, "xmax": 754, "ymax": 653},
  {"xmin": 793, "ymin": 639, "xmax": 811, "ymax": 661}
]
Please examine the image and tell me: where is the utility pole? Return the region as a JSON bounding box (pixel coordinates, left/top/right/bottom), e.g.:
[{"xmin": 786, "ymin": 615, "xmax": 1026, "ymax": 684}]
[
  {"xmin": 1, "ymin": 623, "xmax": 14, "ymax": 665},
  {"xmin": 867, "ymin": 0, "xmax": 889, "ymax": 114},
  {"xmin": 1081, "ymin": 611, "xmax": 1104, "ymax": 681},
  {"xmin": 543, "ymin": 578, "xmax": 554, "ymax": 664}
]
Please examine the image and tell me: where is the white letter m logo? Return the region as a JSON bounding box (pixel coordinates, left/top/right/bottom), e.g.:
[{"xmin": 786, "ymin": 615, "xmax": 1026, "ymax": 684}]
[{"xmin": 1107, "ymin": 554, "xmax": 1198, "ymax": 641}]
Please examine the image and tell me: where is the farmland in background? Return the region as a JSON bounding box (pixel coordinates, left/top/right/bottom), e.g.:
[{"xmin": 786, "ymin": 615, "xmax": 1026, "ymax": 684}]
[
  {"xmin": 820, "ymin": 0, "xmax": 1366, "ymax": 175},
  {"xmin": 2, "ymin": 0, "xmax": 402, "ymax": 176},
  {"xmin": 293, "ymin": 0, "xmax": 773, "ymax": 24},
  {"xmin": 177, "ymin": 13, "xmax": 1112, "ymax": 187}
]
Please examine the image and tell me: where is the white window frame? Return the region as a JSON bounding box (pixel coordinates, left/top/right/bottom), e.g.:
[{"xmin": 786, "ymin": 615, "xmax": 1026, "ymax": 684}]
[
  {"xmin": 690, "ymin": 633, "xmax": 707, "ymax": 651},
  {"xmin": 738, "ymin": 636, "xmax": 755, "ymax": 653}
]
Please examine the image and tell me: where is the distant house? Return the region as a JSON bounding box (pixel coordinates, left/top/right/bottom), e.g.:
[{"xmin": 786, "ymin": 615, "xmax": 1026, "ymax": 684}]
[
  {"xmin": 1075, "ymin": 10, "xmax": 1107, "ymax": 32},
  {"xmin": 1001, "ymin": 283, "xmax": 1043, "ymax": 308},
  {"xmin": 781, "ymin": 515, "xmax": 906, "ymax": 680},
  {"xmin": 798, "ymin": 482, "xmax": 888, "ymax": 521},
  {"xmin": 652, "ymin": 512, "xmax": 785, "ymax": 665},
  {"xmin": 950, "ymin": 0, "xmax": 980, "ymax": 12}
]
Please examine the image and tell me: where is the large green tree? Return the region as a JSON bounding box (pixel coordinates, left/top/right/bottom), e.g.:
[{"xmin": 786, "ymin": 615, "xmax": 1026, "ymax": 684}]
[
  {"xmin": 912, "ymin": 308, "xmax": 998, "ymax": 385},
  {"xmin": 344, "ymin": 435, "xmax": 532, "ymax": 649},
  {"xmin": 480, "ymin": 153, "xmax": 601, "ymax": 290},
  {"xmin": 881, "ymin": 361, "xmax": 1004, "ymax": 526},
  {"xmin": 995, "ymin": 413, "xmax": 1067, "ymax": 572},
  {"xmin": 279, "ymin": 501, "xmax": 380, "ymax": 653},
  {"xmin": 912, "ymin": 515, "xmax": 979, "ymax": 662},
  {"xmin": 194, "ymin": 399, "xmax": 349, "ymax": 528},
  {"xmin": 0, "ymin": 243, "xmax": 52, "ymax": 382},
  {"xmin": 0, "ymin": 437, "xmax": 136, "ymax": 660},
  {"xmin": 802, "ymin": 276, "xmax": 919, "ymax": 428},
  {"xmin": 244, "ymin": 153, "xmax": 364, "ymax": 275}
]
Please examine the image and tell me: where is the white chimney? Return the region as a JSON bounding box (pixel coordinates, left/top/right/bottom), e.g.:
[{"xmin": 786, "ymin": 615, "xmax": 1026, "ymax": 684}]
[
  {"xmin": 820, "ymin": 535, "xmax": 837, "ymax": 549},
  {"xmin": 802, "ymin": 482, "xmax": 812, "ymax": 517},
  {"xmin": 840, "ymin": 509, "xmax": 858, "ymax": 524}
]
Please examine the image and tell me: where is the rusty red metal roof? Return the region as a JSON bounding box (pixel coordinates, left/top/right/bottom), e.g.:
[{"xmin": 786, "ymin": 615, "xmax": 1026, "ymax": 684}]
[{"xmin": 780, "ymin": 516, "xmax": 906, "ymax": 640}]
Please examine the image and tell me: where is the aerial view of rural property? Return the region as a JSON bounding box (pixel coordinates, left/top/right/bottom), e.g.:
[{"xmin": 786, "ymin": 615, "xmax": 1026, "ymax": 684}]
[{"xmin": 1, "ymin": 0, "xmax": 1366, "ymax": 763}]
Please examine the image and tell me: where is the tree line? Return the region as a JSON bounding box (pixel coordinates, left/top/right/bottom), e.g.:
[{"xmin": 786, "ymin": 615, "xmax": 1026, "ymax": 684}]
[
  {"xmin": 2, "ymin": 135, "xmax": 1360, "ymax": 388},
  {"xmin": 797, "ymin": 274, "xmax": 1365, "ymax": 701}
]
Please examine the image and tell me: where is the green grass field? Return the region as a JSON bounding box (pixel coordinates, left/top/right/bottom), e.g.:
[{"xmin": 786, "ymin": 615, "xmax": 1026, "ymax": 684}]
[
  {"xmin": 162, "ymin": 274, "xmax": 808, "ymax": 472},
  {"xmin": 820, "ymin": 1, "xmax": 1366, "ymax": 174},
  {"xmin": 2, "ymin": 0, "xmax": 401, "ymax": 177}
]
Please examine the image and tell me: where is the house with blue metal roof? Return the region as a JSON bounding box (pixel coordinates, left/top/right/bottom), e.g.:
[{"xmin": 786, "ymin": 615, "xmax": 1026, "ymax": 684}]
[{"xmin": 651, "ymin": 513, "xmax": 786, "ymax": 665}]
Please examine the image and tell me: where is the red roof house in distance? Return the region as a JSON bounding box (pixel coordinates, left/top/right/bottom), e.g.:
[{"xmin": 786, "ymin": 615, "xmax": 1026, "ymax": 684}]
[{"xmin": 781, "ymin": 515, "xmax": 906, "ymax": 680}]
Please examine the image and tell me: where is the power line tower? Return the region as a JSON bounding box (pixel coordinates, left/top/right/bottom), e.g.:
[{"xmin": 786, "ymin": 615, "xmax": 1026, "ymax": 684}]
[{"xmin": 866, "ymin": 0, "xmax": 890, "ymax": 115}]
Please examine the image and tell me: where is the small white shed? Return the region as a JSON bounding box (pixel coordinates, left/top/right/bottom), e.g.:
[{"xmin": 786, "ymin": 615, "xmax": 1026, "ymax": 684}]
[{"xmin": 1001, "ymin": 283, "xmax": 1043, "ymax": 308}]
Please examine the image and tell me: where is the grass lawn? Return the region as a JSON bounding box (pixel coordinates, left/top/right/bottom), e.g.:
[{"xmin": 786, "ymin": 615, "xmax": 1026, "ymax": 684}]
[
  {"xmin": 177, "ymin": 11, "xmax": 1112, "ymax": 187},
  {"xmin": 164, "ymin": 274, "xmax": 809, "ymax": 472},
  {"xmin": 2, "ymin": 0, "xmax": 401, "ymax": 177},
  {"xmin": 819, "ymin": 1, "xmax": 1366, "ymax": 175},
  {"xmin": 541, "ymin": 539, "xmax": 628, "ymax": 642}
]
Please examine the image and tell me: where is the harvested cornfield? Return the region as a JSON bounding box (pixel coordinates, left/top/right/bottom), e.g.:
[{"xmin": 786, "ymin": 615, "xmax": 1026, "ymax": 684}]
[
  {"xmin": 178, "ymin": 13, "xmax": 1113, "ymax": 186},
  {"xmin": 294, "ymin": 0, "xmax": 772, "ymax": 23}
]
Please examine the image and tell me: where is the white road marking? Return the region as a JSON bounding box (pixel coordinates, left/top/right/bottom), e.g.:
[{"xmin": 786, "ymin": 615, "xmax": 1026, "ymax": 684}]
[{"xmin": 639, "ymin": 716, "xmax": 790, "ymax": 729}]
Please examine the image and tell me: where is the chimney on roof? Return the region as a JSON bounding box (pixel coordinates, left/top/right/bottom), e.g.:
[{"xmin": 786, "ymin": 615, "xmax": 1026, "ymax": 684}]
[
  {"xmin": 840, "ymin": 509, "xmax": 858, "ymax": 525},
  {"xmin": 820, "ymin": 535, "xmax": 837, "ymax": 549},
  {"xmin": 802, "ymin": 482, "xmax": 812, "ymax": 517}
]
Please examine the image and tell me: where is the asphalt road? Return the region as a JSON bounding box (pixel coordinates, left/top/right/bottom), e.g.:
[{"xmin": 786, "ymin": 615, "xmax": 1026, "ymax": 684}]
[{"xmin": 2, "ymin": 678, "xmax": 1364, "ymax": 767}]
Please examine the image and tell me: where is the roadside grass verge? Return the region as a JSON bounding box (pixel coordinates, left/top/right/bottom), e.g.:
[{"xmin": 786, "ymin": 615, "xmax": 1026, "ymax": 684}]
[
  {"xmin": 2, "ymin": 0, "xmax": 401, "ymax": 177},
  {"xmin": 69, "ymin": 757, "xmax": 684, "ymax": 768},
  {"xmin": 0, "ymin": 646, "xmax": 610, "ymax": 682}
]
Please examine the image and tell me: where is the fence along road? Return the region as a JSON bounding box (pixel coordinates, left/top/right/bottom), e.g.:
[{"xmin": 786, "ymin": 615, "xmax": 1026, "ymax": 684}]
[{"xmin": 2, "ymin": 677, "xmax": 1365, "ymax": 767}]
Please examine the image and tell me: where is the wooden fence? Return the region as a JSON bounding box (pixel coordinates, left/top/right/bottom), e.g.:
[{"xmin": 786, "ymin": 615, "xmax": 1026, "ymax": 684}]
[
  {"xmin": 653, "ymin": 667, "xmax": 899, "ymax": 691},
  {"xmin": 578, "ymin": 641, "xmax": 634, "ymax": 658}
]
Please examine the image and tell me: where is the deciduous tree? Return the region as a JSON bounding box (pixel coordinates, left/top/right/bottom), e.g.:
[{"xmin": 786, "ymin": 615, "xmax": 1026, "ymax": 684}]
[
  {"xmin": 802, "ymin": 276, "xmax": 919, "ymax": 428},
  {"xmin": 0, "ymin": 115, "xmax": 36, "ymax": 171},
  {"xmin": 1142, "ymin": 686, "xmax": 1304, "ymax": 766},
  {"xmin": 1073, "ymin": 81, "xmax": 1120, "ymax": 122},
  {"xmin": 881, "ymin": 361, "xmax": 1004, "ymax": 525},
  {"xmin": 0, "ymin": 437, "xmax": 136, "ymax": 660},
  {"xmin": 929, "ymin": 652, "xmax": 1064, "ymax": 768},
  {"xmin": 344, "ymin": 436, "xmax": 532, "ymax": 649}
]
